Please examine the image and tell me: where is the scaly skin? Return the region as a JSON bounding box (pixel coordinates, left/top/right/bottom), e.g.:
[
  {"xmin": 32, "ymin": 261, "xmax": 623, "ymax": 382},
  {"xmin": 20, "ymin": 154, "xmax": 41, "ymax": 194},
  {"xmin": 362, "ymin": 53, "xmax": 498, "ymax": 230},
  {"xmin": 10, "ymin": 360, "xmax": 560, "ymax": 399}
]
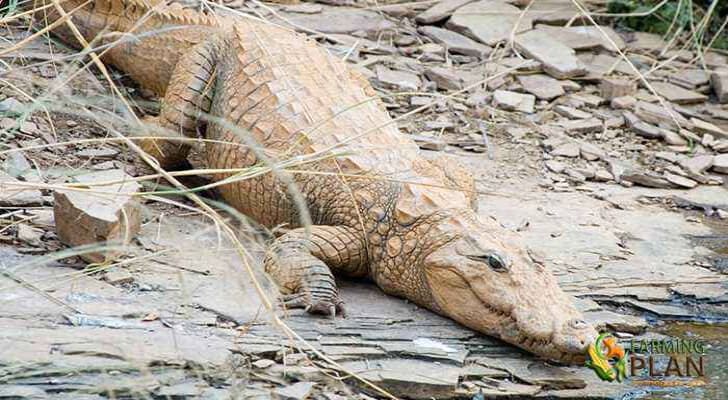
[{"xmin": 33, "ymin": 0, "xmax": 597, "ymax": 363}]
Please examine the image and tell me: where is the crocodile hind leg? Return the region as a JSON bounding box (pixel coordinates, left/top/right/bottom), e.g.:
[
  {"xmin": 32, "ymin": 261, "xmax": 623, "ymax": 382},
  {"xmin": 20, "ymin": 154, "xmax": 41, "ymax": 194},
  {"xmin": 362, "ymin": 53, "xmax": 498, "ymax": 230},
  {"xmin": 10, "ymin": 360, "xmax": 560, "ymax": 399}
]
[
  {"xmin": 139, "ymin": 38, "xmax": 218, "ymax": 170},
  {"xmin": 264, "ymin": 225, "xmax": 368, "ymax": 317}
]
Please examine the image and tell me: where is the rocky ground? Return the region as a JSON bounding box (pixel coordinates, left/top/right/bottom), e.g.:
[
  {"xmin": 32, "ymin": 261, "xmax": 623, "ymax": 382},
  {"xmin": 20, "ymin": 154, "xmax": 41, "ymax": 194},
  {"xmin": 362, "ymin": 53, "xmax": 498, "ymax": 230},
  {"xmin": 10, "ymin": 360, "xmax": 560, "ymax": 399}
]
[{"xmin": 1, "ymin": 0, "xmax": 727, "ymax": 399}]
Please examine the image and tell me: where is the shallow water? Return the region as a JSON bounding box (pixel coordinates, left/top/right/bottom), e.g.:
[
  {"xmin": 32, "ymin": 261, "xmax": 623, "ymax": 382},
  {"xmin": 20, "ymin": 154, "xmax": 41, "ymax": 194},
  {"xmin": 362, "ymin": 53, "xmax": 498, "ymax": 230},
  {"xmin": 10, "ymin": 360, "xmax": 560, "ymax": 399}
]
[{"xmin": 621, "ymin": 323, "xmax": 727, "ymax": 400}]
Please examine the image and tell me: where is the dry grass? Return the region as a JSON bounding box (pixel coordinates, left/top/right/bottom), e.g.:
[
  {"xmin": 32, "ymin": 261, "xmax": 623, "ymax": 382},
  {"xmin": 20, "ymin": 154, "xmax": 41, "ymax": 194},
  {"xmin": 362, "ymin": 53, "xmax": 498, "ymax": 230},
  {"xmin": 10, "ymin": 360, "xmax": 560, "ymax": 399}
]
[{"xmin": 1, "ymin": 0, "xmax": 724, "ymax": 397}]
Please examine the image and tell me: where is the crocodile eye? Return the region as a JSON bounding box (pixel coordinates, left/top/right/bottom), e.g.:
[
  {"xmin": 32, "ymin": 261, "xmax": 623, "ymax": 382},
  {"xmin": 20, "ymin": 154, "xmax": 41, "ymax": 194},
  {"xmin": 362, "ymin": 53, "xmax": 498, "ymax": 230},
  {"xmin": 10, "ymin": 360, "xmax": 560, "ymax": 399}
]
[{"xmin": 486, "ymin": 252, "xmax": 509, "ymax": 272}]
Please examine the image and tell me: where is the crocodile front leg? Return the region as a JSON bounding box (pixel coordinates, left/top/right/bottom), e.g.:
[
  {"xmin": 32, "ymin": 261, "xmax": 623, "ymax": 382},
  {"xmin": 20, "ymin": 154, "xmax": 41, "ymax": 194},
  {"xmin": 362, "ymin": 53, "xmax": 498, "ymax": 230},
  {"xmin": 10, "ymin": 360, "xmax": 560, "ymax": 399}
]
[
  {"xmin": 264, "ymin": 225, "xmax": 368, "ymax": 316},
  {"xmin": 140, "ymin": 37, "xmax": 218, "ymax": 169}
]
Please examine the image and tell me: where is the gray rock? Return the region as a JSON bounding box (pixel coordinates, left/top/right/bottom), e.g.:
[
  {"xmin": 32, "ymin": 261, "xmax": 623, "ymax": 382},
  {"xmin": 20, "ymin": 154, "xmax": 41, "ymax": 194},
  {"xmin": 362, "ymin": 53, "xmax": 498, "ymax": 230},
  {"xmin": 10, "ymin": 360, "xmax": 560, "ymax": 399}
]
[
  {"xmin": 0, "ymin": 97, "xmax": 24, "ymax": 115},
  {"xmin": 662, "ymin": 129, "xmax": 688, "ymax": 145},
  {"xmin": 625, "ymin": 299, "xmax": 697, "ymax": 319},
  {"xmin": 713, "ymin": 139, "xmax": 728, "ymax": 152},
  {"xmin": 375, "ymin": 66, "xmax": 421, "ymax": 91},
  {"xmin": 565, "ymin": 168, "xmax": 587, "ymax": 183},
  {"xmin": 424, "ymin": 67, "xmax": 463, "ymax": 91},
  {"xmin": 690, "ymin": 117, "xmax": 728, "ymax": 139},
  {"xmin": 104, "ymin": 269, "xmax": 135, "ymax": 285},
  {"xmin": 624, "ymin": 111, "xmax": 662, "ymax": 139},
  {"xmin": 2, "ymin": 151, "xmax": 32, "ymax": 178},
  {"xmin": 672, "ymin": 283, "xmax": 727, "ymax": 299},
  {"xmin": 592, "ymin": 168, "xmax": 613, "ymax": 182},
  {"xmin": 562, "ymin": 118, "xmax": 602, "ymax": 134},
  {"xmin": 415, "ymin": 0, "xmax": 475, "ymax": 24},
  {"xmin": 157, "ymin": 381, "xmax": 206, "ymax": 398},
  {"xmin": 499, "ymin": 57, "xmax": 543, "ymax": 72},
  {"xmin": 600, "ymin": 78, "xmax": 636, "ymax": 100},
  {"xmin": 0, "ymin": 385, "xmax": 46, "ymax": 398},
  {"xmin": 627, "ymin": 32, "xmax": 667, "ymax": 52},
  {"xmin": 664, "ymin": 173, "xmax": 698, "ymax": 189},
  {"xmin": 341, "ymin": 359, "xmax": 460, "ymax": 399},
  {"xmin": 252, "ymin": 359, "xmax": 276, "ymax": 368},
  {"xmin": 77, "ymin": 147, "xmax": 119, "ymax": 159},
  {"xmin": 579, "ymin": 52, "xmax": 635, "ymax": 78},
  {"xmin": 570, "ymin": 93, "xmax": 606, "ymax": 107},
  {"xmin": 418, "ymin": 26, "xmax": 491, "ymax": 57},
  {"xmin": 275, "ymin": 382, "xmax": 316, "ymax": 400},
  {"xmin": 288, "ymin": 10, "xmax": 396, "ymax": 38},
  {"xmin": 621, "ymin": 171, "xmax": 674, "ymax": 189},
  {"xmin": 516, "ymin": 74, "xmax": 565, "ymax": 100},
  {"xmin": 610, "ymin": 95, "xmax": 636, "ymax": 109},
  {"xmin": 492, "ymin": 90, "xmax": 535, "ymax": 113},
  {"xmin": 711, "ymin": 70, "xmax": 728, "ymax": 103},
  {"xmin": 0, "ymin": 170, "xmax": 43, "ymax": 207},
  {"xmin": 580, "ymin": 143, "xmax": 605, "ymax": 161},
  {"xmin": 446, "ymin": 0, "xmax": 532, "ymax": 46},
  {"xmin": 411, "ymin": 135, "xmax": 447, "ymax": 151},
  {"xmin": 554, "ymin": 105, "xmax": 592, "ymax": 120},
  {"xmin": 632, "ymin": 121, "xmax": 663, "ymax": 140},
  {"xmin": 584, "ymin": 310, "xmax": 647, "ymax": 334},
  {"xmin": 53, "ymin": 170, "xmax": 142, "ymax": 264},
  {"xmin": 634, "ymin": 101, "xmax": 689, "ymax": 130},
  {"xmin": 713, "ymin": 154, "xmax": 728, "ymax": 174},
  {"xmin": 514, "ymin": 30, "xmax": 586, "ymax": 79},
  {"xmin": 669, "ymin": 69, "xmax": 711, "ymax": 89},
  {"xmin": 650, "ymin": 81, "xmax": 707, "ymax": 104},
  {"xmin": 679, "ymin": 155, "xmax": 714, "ymax": 175},
  {"xmin": 16, "ymin": 223, "xmax": 44, "ymax": 246},
  {"xmin": 522, "ymin": 0, "xmax": 581, "ymax": 24},
  {"xmin": 18, "ymin": 121, "xmax": 38, "ymax": 135},
  {"xmin": 607, "ymin": 159, "xmax": 628, "ymax": 182},
  {"xmin": 545, "ymin": 160, "xmax": 566, "ymax": 174},
  {"xmin": 550, "ymin": 142, "xmax": 580, "ymax": 158},
  {"xmin": 655, "ymin": 151, "xmax": 679, "ymax": 163},
  {"xmin": 536, "ymin": 25, "xmax": 625, "ymax": 52},
  {"xmin": 705, "ymin": 51, "xmax": 728, "ymax": 68}
]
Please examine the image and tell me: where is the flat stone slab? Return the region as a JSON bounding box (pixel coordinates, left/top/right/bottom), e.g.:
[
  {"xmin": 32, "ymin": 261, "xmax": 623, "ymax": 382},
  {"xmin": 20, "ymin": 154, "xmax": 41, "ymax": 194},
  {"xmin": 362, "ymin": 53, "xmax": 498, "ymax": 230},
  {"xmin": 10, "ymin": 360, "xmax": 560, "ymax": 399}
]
[
  {"xmin": 627, "ymin": 32, "xmax": 667, "ymax": 52},
  {"xmin": 425, "ymin": 66, "xmax": 464, "ymax": 90},
  {"xmin": 0, "ymin": 170, "xmax": 43, "ymax": 207},
  {"xmin": 523, "ymin": 0, "xmax": 581, "ymax": 24},
  {"xmin": 561, "ymin": 118, "xmax": 602, "ymax": 134},
  {"xmin": 515, "ymin": 30, "xmax": 586, "ymax": 79},
  {"xmin": 517, "ymin": 74, "xmax": 565, "ymax": 100},
  {"xmin": 713, "ymin": 154, "xmax": 728, "ymax": 174},
  {"xmin": 691, "ymin": 117, "xmax": 728, "ymax": 139},
  {"xmin": 669, "ymin": 69, "xmax": 711, "ymax": 89},
  {"xmin": 446, "ymin": 0, "xmax": 532, "ymax": 46},
  {"xmin": 341, "ymin": 359, "xmax": 461, "ymax": 399},
  {"xmin": 634, "ymin": 101, "xmax": 689, "ymax": 130},
  {"xmin": 578, "ymin": 52, "xmax": 636, "ymax": 78},
  {"xmin": 650, "ymin": 81, "xmax": 708, "ymax": 104},
  {"xmin": 555, "ymin": 105, "xmax": 592, "ymax": 120},
  {"xmin": 286, "ymin": 9, "xmax": 396, "ymax": 38},
  {"xmin": 415, "ymin": 0, "xmax": 475, "ymax": 24},
  {"xmin": 492, "ymin": 89, "xmax": 535, "ymax": 113},
  {"xmin": 375, "ymin": 65, "xmax": 421, "ymax": 91},
  {"xmin": 536, "ymin": 25, "xmax": 625, "ymax": 52},
  {"xmin": 418, "ymin": 26, "xmax": 491, "ymax": 57}
]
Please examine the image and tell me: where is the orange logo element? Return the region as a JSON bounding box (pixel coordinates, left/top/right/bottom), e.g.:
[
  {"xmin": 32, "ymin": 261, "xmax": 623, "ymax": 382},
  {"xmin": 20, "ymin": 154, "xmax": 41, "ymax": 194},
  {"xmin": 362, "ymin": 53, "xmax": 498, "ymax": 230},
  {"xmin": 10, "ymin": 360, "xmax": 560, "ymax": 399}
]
[{"xmin": 586, "ymin": 333, "xmax": 628, "ymax": 382}]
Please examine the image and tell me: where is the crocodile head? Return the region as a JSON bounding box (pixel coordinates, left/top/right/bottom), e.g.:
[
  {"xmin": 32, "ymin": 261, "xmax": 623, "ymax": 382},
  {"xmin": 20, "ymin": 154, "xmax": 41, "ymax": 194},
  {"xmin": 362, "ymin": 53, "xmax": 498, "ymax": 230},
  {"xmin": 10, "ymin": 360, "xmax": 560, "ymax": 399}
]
[{"xmin": 422, "ymin": 214, "xmax": 597, "ymax": 364}]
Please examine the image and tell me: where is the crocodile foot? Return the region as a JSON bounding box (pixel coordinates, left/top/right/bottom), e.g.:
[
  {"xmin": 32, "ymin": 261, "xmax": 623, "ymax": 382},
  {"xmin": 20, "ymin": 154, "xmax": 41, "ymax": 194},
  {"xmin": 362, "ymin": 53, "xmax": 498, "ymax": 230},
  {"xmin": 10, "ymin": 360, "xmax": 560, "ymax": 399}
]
[{"xmin": 280, "ymin": 292, "xmax": 346, "ymax": 317}]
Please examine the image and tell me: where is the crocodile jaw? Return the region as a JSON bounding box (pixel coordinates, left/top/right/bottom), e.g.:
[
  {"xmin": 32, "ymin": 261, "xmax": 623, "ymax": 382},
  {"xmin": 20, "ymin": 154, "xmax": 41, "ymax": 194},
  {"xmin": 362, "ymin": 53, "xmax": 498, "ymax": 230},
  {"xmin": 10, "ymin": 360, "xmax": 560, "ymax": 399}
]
[{"xmin": 422, "ymin": 229, "xmax": 597, "ymax": 364}]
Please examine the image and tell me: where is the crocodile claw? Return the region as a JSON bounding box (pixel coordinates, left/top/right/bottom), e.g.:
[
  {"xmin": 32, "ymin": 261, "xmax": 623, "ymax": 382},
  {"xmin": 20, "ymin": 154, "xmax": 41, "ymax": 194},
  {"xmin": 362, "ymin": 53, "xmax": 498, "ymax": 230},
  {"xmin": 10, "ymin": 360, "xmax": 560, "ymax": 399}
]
[{"xmin": 280, "ymin": 293, "xmax": 345, "ymax": 318}]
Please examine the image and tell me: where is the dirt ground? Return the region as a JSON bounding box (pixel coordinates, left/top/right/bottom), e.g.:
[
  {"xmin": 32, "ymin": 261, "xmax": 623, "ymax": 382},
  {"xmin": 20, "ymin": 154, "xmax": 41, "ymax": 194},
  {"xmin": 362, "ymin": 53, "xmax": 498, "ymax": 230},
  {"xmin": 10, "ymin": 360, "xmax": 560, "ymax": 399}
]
[{"xmin": 1, "ymin": 0, "xmax": 727, "ymax": 399}]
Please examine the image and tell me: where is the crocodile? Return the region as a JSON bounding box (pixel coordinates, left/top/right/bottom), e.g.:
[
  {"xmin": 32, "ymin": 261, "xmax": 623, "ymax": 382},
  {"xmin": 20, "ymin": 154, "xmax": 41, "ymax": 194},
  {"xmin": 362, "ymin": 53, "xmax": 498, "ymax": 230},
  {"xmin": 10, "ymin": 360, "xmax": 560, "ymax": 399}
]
[{"xmin": 29, "ymin": 0, "xmax": 598, "ymax": 363}]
